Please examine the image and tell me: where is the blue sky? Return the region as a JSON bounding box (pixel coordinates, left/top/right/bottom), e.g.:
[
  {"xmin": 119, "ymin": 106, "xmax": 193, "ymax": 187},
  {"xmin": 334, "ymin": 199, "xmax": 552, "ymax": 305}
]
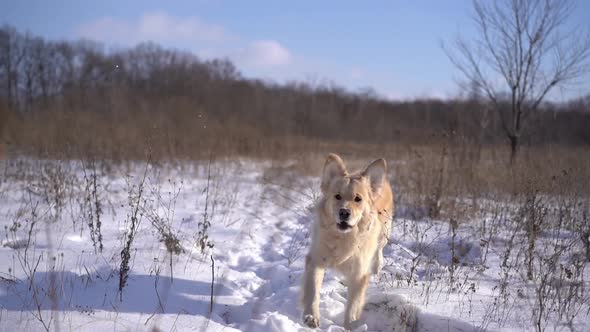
[{"xmin": 2, "ymin": 0, "xmax": 589, "ymax": 100}]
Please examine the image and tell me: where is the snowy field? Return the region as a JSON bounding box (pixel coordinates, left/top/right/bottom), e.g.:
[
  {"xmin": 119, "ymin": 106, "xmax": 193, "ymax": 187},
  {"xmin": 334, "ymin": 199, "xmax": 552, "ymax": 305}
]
[{"xmin": 0, "ymin": 158, "xmax": 589, "ymax": 331}]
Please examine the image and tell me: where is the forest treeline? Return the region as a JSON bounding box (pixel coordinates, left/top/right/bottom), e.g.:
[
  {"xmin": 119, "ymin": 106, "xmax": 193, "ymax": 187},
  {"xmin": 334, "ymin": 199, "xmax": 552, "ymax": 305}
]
[{"xmin": 1, "ymin": 25, "xmax": 589, "ymax": 160}]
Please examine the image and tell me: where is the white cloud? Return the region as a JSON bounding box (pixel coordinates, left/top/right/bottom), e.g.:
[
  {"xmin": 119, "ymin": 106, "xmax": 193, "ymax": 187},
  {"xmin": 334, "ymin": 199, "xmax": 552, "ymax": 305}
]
[
  {"xmin": 238, "ymin": 40, "xmax": 292, "ymax": 67},
  {"xmin": 75, "ymin": 12, "xmax": 293, "ymax": 69},
  {"xmin": 75, "ymin": 11, "xmax": 227, "ymax": 45}
]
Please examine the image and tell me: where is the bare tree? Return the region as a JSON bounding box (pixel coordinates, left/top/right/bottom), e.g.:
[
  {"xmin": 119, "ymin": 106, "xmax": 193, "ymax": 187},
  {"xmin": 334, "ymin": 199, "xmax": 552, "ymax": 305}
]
[
  {"xmin": 0, "ymin": 26, "xmax": 26, "ymax": 110},
  {"xmin": 445, "ymin": 0, "xmax": 590, "ymax": 163}
]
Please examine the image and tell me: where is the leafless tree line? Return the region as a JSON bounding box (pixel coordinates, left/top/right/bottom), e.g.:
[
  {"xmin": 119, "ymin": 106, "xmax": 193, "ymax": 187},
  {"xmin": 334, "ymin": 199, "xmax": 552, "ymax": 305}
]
[{"xmin": 0, "ymin": 25, "xmax": 589, "ymax": 161}]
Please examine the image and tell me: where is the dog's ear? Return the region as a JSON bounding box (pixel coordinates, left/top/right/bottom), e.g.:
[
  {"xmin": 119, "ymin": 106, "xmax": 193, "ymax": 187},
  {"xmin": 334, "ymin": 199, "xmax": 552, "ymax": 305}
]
[
  {"xmin": 362, "ymin": 158, "xmax": 387, "ymax": 195},
  {"xmin": 321, "ymin": 153, "xmax": 347, "ymax": 193}
]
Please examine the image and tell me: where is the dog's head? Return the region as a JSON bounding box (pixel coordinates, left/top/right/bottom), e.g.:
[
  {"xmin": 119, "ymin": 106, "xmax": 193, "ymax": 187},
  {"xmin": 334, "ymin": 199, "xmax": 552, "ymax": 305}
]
[{"xmin": 320, "ymin": 153, "xmax": 387, "ymax": 233}]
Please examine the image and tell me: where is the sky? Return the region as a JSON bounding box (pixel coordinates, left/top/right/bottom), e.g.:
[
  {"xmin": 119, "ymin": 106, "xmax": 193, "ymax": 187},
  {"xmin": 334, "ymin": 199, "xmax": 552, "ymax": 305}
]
[{"xmin": 1, "ymin": 0, "xmax": 589, "ymax": 100}]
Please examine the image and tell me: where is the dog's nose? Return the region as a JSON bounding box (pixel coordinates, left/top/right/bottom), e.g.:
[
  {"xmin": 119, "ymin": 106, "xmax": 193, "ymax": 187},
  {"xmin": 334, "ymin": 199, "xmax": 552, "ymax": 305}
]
[{"xmin": 339, "ymin": 208, "xmax": 351, "ymax": 221}]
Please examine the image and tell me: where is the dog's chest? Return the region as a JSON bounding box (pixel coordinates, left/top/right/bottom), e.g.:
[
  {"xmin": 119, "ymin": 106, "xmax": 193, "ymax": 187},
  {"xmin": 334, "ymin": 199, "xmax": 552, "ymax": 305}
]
[{"xmin": 320, "ymin": 232, "xmax": 359, "ymax": 263}]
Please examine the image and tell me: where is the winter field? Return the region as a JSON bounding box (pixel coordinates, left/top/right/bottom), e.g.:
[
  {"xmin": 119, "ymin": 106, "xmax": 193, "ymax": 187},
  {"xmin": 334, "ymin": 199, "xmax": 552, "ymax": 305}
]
[{"xmin": 0, "ymin": 157, "xmax": 589, "ymax": 332}]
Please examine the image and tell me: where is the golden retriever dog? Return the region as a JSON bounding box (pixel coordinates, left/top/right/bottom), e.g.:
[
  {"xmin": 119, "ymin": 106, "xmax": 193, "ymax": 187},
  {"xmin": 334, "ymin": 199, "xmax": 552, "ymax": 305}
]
[{"xmin": 302, "ymin": 153, "xmax": 393, "ymax": 329}]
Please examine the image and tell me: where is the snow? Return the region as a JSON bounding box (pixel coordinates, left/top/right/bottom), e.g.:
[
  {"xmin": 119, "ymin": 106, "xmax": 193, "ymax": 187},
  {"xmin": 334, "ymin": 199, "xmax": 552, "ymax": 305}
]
[{"xmin": 0, "ymin": 158, "xmax": 588, "ymax": 331}]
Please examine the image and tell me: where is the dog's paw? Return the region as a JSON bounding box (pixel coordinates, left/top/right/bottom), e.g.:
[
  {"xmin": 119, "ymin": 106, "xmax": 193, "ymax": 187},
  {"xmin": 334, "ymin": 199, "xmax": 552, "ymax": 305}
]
[{"xmin": 303, "ymin": 314, "xmax": 320, "ymax": 328}]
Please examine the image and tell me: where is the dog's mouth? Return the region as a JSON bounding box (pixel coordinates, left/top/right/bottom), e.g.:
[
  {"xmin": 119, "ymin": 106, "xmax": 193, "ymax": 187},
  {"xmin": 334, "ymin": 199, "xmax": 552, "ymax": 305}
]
[{"xmin": 337, "ymin": 222, "xmax": 353, "ymax": 232}]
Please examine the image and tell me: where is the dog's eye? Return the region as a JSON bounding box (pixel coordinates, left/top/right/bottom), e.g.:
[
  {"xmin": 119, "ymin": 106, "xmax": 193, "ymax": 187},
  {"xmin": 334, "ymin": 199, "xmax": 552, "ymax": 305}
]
[
  {"xmin": 335, "ymin": 194, "xmax": 342, "ymax": 200},
  {"xmin": 354, "ymin": 196, "xmax": 362, "ymax": 202}
]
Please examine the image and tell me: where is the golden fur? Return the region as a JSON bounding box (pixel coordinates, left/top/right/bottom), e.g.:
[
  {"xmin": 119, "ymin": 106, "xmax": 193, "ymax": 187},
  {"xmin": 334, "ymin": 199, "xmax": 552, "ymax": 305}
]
[{"xmin": 302, "ymin": 153, "xmax": 394, "ymax": 329}]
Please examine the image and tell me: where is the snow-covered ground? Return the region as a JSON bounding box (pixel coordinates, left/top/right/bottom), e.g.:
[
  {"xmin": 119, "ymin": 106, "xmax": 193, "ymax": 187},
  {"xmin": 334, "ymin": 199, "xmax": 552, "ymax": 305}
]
[{"xmin": 0, "ymin": 158, "xmax": 588, "ymax": 331}]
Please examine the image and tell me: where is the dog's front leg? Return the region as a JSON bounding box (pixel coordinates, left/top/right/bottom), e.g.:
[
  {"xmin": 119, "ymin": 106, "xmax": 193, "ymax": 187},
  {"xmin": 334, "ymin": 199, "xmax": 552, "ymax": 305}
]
[
  {"xmin": 344, "ymin": 274, "xmax": 369, "ymax": 329},
  {"xmin": 302, "ymin": 255, "xmax": 325, "ymax": 328}
]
